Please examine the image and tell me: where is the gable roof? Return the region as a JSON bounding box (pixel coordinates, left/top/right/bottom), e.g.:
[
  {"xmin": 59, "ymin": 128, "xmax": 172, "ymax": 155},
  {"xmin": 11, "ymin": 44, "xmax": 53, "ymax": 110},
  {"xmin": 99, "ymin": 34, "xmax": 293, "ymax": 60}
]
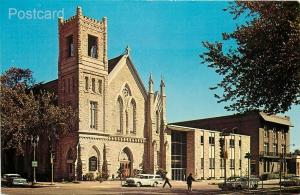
[
  {"xmin": 108, "ymin": 54, "xmax": 147, "ymax": 98},
  {"xmin": 108, "ymin": 54, "xmax": 124, "ymax": 73}
]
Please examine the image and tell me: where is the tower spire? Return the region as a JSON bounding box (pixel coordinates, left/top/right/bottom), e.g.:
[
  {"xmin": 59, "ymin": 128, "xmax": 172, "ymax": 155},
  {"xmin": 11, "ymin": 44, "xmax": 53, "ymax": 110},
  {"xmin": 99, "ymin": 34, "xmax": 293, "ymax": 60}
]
[
  {"xmin": 124, "ymin": 45, "xmax": 131, "ymax": 56},
  {"xmin": 160, "ymin": 75, "xmax": 165, "ymax": 97},
  {"xmin": 149, "ymin": 73, "xmax": 154, "ymax": 94},
  {"xmin": 76, "ymin": 6, "xmax": 83, "ymax": 17}
]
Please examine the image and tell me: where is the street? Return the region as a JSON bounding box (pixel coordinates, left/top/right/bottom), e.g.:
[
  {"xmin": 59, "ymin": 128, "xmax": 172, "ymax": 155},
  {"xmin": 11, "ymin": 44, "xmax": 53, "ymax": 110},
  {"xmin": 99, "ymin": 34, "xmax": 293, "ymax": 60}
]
[
  {"xmin": 1, "ymin": 180, "xmax": 223, "ymax": 195},
  {"xmin": 2, "ymin": 180, "xmax": 300, "ymax": 195}
]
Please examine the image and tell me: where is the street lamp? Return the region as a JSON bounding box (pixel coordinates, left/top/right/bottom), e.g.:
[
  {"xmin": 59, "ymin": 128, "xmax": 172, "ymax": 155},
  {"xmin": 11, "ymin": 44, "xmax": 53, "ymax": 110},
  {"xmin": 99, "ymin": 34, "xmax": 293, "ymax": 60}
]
[
  {"xmin": 283, "ymin": 143, "xmax": 295, "ymax": 181},
  {"xmin": 245, "ymin": 152, "xmax": 252, "ymax": 192},
  {"xmin": 220, "ymin": 127, "xmax": 237, "ymax": 184},
  {"xmin": 48, "ymin": 134, "xmax": 58, "ymax": 185},
  {"xmin": 31, "ymin": 135, "xmax": 39, "ymax": 184}
]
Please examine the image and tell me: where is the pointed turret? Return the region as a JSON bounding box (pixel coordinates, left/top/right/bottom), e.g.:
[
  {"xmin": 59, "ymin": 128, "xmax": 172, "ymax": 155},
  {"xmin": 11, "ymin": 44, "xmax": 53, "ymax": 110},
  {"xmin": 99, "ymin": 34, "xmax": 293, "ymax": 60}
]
[
  {"xmin": 76, "ymin": 6, "xmax": 83, "ymax": 17},
  {"xmin": 149, "ymin": 73, "xmax": 154, "ymax": 94},
  {"xmin": 160, "ymin": 75, "xmax": 165, "ymax": 97},
  {"xmin": 124, "ymin": 45, "xmax": 131, "ymax": 56}
]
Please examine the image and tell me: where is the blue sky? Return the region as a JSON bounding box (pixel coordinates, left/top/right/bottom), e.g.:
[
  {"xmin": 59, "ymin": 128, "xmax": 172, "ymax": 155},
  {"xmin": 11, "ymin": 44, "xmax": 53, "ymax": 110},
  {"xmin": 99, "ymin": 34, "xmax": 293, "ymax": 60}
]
[{"xmin": 1, "ymin": 1, "xmax": 299, "ymax": 150}]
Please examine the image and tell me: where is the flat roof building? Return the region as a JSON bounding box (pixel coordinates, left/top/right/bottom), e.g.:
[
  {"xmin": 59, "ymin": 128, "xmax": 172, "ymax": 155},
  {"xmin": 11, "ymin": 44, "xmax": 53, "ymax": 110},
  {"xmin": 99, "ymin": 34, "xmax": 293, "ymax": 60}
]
[
  {"xmin": 171, "ymin": 111, "xmax": 292, "ymax": 176},
  {"xmin": 167, "ymin": 125, "xmax": 250, "ymax": 180}
]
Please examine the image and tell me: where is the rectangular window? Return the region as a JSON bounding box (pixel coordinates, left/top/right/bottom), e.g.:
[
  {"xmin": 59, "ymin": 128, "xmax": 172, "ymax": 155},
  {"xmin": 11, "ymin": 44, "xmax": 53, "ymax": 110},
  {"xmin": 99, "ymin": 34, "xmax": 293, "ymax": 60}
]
[
  {"xmin": 273, "ymin": 130, "xmax": 277, "ymax": 140},
  {"xmin": 63, "ymin": 79, "xmax": 66, "ymax": 94},
  {"xmin": 220, "ymin": 158, "xmax": 225, "ymax": 168},
  {"xmin": 264, "ymin": 161, "xmax": 270, "ymax": 172},
  {"xmin": 201, "ymin": 158, "xmax": 204, "ymax": 169},
  {"xmin": 98, "ymin": 80, "xmax": 102, "ymax": 94},
  {"xmin": 264, "ymin": 143, "xmax": 269, "ymax": 155},
  {"xmin": 230, "ymin": 159, "xmax": 235, "ymax": 169},
  {"xmin": 92, "ymin": 78, "xmax": 95, "ymax": 92},
  {"xmin": 85, "ymin": 77, "xmax": 89, "ymax": 91},
  {"xmin": 209, "ymin": 158, "xmax": 215, "ymax": 169},
  {"xmin": 230, "ymin": 139, "xmax": 235, "ymax": 148},
  {"xmin": 239, "ymin": 140, "xmax": 241, "ymax": 147},
  {"xmin": 264, "ymin": 129, "xmax": 268, "ymax": 137},
  {"xmin": 209, "ymin": 137, "xmax": 215, "ymax": 145},
  {"xmin": 90, "ymin": 101, "xmax": 97, "ymax": 129},
  {"xmin": 68, "ymin": 163, "xmax": 73, "ymax": 173},
  {"xmin": 239, "ymin": 159, "xmax": 242, "ymax": 169},
  {"xmin": 88, "ymin": 34, "xmax": 98, "ymax": 58},
  {"xmin": 68, "ymin": 78, "xmax": 71, "ymax": 94},
  {"xmin": 282, "ymin": 144, "xmax": 286, "ymax": 154},
  {"xmin": 281, "ymin": 131, "xmax": 285, "ymax": 139},
  {"xmin": 200, "ymin": 136, "xmax": 204, "ymax": 145},
  {"xmin": 72, "ymin": 77, "xmax": 75, "ymax": 93},
  {"xmin": 273, "ymin": 144, "xmax": 278, "ymax": 156},
  {"xmin": 67, "ymin": 35, "xmax": 74, "ymax": 57}
]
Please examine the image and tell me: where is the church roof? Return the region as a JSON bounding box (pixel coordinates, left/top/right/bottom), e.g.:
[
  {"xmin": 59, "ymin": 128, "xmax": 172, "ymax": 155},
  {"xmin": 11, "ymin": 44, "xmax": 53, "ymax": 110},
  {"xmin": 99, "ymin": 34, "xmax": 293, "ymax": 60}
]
[{"xmin": 108, "ymin": 54, "xmax": 124, "ymax": 73}]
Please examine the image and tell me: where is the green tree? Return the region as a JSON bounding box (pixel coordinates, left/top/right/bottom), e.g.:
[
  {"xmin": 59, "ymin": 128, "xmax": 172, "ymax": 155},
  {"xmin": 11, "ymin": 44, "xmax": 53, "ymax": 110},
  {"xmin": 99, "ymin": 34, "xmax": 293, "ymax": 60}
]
[
  {"xmin": 294, "ymin": 149, "xmax": 300, "ymax": 155},
  {"xmin": 201, "ymin": 1, "xmax": 300, "ymax": 113},
  {"xmin": 1, "ymin": 67, "xmax": 77, "ymax": 154}
]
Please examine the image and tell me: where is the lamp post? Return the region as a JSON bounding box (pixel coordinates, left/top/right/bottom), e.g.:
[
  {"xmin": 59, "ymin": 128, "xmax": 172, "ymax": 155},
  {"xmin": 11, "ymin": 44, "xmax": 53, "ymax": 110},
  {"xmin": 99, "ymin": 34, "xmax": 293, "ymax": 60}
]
[
  {"xmin": 220, "ymin": 127, "xmax": 237, "ymax": 184},
  {"xmin": 220, "ymin": 131, "xmax": 229, "ymax": 184},
  {"xmin": 245, "ymin": 152, "xmax": 252, "ymax": 192},
  {"xmin": 31, "ymin": 135, "xmax": 39, "ymax": 184},
  {"xmin": 48, "ymin": 136, "xmax": 55, "ymax": 185},
  {"xmin": 283, "ymin": 143, "xmax": 295, "ymax": 181}
]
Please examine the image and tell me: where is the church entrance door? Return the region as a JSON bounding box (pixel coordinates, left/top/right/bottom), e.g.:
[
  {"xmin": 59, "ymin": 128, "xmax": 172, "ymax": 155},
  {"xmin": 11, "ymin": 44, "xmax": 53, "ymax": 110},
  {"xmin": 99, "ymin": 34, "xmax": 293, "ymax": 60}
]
[
  {"xmin": 120, "ymin": 161, "xmax": 131, "ymax": 177},
  {"xmin": 119, "ymin": 147, "xmax": 133, "ymax": 178}
]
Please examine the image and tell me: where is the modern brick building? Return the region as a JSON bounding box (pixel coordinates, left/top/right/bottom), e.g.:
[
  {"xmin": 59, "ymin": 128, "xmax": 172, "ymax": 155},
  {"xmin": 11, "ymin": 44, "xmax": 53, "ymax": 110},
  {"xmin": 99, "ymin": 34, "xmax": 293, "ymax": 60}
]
[
  {"xmin": 167, "ymin": 125, "xmax": 250, "ymax": 180},
  {"xmin": 172, "ymin": 111, "xmax": 292, "ymax": 176}
]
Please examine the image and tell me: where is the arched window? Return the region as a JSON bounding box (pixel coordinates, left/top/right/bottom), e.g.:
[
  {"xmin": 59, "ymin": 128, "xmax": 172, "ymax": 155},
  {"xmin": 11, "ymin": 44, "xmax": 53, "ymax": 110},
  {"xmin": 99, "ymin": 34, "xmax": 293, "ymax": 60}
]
[
  {"xmin": 67, "ymin": 149, "xmax": 73, "ymax": 174},
  {"xmin": 89, "ymin": 156, "xmax": 97, "ymax": 171},
  {"xmin": 156, "ymin": 110, "xmax": 160, "ymax": 134},
  {"xmin": 116, "ymin": 97, "xmax": 123, "ymax": 133},
  {"xmin": 128, "ymin": 100, "xmax": 136, "ymax": 134}
]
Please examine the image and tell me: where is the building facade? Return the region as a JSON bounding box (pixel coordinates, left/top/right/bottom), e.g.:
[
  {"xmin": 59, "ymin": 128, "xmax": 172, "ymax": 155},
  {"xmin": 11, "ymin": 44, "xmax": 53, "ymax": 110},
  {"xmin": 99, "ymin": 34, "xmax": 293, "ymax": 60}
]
[
  {"xmin": 172, "ymin": 111, "xmax": 292, "ymax": 176},
  {"xmin": 52, "ymin": 7, "xmax": 171, "ymax": 180},
  {"xmin": 167, "ymin": 125, "xmax": 250, "ymax": 180},
  {"xmin": 2, "ymin": 7, "xmax": 254, "ymax": 182}
]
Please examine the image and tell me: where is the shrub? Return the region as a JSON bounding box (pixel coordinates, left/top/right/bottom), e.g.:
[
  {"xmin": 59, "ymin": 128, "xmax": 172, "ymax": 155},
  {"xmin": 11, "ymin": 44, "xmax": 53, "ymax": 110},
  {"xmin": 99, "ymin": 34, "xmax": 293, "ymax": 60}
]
[{"xmin": 85, "ymin": 173, "xmax": 95, "ymax": 181}]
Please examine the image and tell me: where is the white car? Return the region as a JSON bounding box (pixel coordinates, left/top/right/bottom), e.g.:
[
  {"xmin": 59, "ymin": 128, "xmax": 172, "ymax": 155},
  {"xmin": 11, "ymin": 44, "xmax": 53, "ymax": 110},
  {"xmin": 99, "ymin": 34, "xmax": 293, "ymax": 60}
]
[
  {"xmin": 1, "ymin": 174, "xmax": 29, "ymax": 187},
  {"xmin": 124, "ymin": 174, "xmax": 164, "ymax": 187}
]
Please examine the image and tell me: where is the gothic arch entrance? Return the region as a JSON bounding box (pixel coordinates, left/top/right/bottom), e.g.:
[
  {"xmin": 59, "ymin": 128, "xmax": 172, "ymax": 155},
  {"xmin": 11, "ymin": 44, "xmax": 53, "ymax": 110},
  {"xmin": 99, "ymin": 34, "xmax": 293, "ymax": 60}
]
[{"xmin": 119, "ymin": 147, "xmax": 133, "ymax": 178}]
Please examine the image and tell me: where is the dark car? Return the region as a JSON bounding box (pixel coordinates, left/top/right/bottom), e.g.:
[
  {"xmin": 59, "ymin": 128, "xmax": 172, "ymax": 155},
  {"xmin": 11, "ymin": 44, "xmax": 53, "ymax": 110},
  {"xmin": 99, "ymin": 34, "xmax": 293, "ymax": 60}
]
[
  {"xmin": 280, "ymin": 176, "xmax": 300, "ymax": 187},
  {"xmin": 1, "ymin": 174, "xmax": 29, "ymax": 187}
]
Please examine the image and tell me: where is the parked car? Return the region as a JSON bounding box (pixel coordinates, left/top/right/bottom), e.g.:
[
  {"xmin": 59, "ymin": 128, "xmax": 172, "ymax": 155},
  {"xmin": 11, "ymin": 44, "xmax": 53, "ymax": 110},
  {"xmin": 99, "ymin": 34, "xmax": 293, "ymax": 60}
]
[
  {"xmin": 280, "ymin": 176, "xmax": 300, "ymax": 187},
  {"xmin": 218, "ymin": 176, "xmax": 258, "ymax": 190},
  {"xmin": 1, "ymin": 174, "xmax": 29, "ymax": 187},
  {"xmin": 124, "ymin": 174, "xmax": 164, "ymax": 187}
]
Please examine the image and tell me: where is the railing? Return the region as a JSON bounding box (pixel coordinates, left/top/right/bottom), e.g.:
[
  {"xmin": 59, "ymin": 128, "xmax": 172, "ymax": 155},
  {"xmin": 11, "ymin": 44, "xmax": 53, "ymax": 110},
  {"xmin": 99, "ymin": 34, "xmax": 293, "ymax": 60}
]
[{"xmin": 259, "ymin": 151, "xmax": 292, "ymax": 158}]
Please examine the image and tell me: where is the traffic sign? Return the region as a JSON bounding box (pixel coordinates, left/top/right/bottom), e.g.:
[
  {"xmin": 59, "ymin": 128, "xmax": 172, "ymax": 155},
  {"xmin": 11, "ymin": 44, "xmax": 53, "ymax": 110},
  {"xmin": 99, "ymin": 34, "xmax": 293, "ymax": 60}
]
[{"xmin": 32, "ymin": 161, "xmax": 38, "ymax": 167}]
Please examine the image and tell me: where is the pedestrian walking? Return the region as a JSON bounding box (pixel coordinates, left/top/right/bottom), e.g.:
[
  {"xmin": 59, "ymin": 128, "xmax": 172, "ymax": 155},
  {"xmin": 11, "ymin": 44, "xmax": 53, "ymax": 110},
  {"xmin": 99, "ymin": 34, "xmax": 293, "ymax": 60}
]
[
  {"xmin": 186, "ymin": 173, "xmax": 195, "ymax": 192},
  {"xmin": 162, "ymin": 173, "xmax": 172, "ymax": 188}
]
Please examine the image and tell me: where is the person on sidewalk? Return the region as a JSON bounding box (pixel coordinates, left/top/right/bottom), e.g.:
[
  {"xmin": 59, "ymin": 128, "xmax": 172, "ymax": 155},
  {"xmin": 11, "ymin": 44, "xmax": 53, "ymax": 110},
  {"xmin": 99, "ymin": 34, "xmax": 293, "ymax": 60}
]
[
  {"xmin": 186, "ymin": 173, "xmax": 195, "ymax": 192},
  {"xmin": 162, "ymin": 173, "xmax": 172, "ymax": 188}
]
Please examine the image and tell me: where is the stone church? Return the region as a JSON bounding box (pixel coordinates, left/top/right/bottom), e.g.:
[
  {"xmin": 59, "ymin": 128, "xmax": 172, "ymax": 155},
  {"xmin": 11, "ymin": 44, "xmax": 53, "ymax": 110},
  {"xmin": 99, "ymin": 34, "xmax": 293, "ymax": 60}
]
[{"xmin": 51, "ymin": 7, "xmax": 171, "ymax": 180}]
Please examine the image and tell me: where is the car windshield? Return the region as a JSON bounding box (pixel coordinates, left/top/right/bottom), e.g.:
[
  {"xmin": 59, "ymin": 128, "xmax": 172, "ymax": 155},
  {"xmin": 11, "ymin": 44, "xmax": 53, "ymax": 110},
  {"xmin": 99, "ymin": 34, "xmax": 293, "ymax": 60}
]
[
  {"xmin": 5, "ymin": 174, "xmax": 21, "ymax": 179},
  {"xmin": 227, "ymin": 177, "xmax": 237, "ymax": 182},
  {"xmin": 137, "ymin": 175, "xmax": 148, "ymax": 179}
]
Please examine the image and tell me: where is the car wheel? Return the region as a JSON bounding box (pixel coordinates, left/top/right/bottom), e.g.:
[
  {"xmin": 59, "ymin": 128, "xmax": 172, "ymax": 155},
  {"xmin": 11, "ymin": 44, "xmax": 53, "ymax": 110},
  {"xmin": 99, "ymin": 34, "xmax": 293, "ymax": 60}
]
[
  {"xmin": 153, "ymin": 182, "xmax": 158, "ymax": 187},
  {"xmin": 136, "ymin": 182, "xmax": 141, "ymax": 187},
  {"xmin": 237, "ymin": 185, "xmax": 242, "ymax": 190}
]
